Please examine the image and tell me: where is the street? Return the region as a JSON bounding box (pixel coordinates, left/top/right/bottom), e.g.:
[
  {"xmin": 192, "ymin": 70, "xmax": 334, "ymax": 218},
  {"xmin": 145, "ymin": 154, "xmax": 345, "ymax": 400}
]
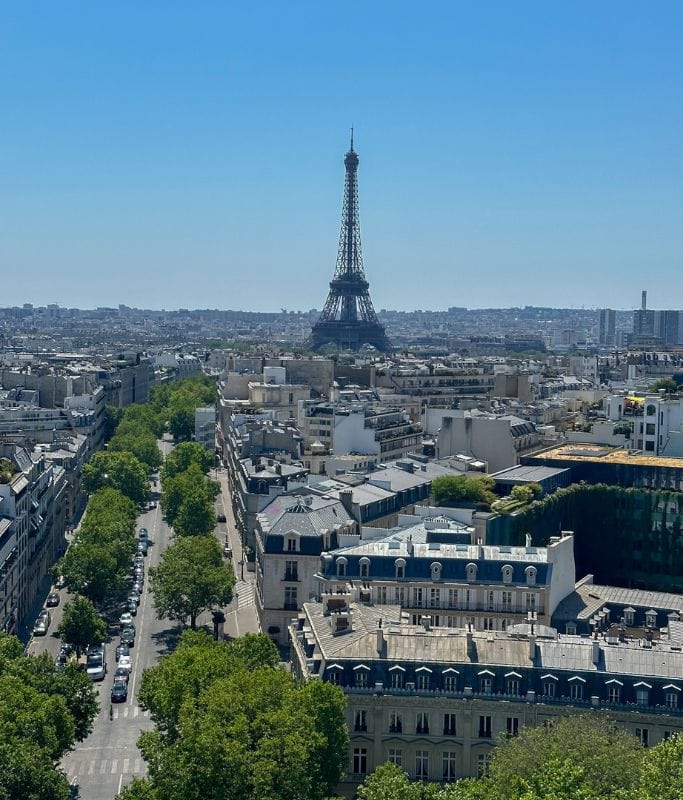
[{"xmin": 26, "ymin": 441, "xmax": 261, "ymax": 800}]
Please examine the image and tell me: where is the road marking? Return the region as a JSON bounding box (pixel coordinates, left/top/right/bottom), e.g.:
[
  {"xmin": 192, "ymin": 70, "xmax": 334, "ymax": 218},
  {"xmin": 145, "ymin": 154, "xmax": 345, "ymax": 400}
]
[
  {"xmin": 118, "ymin": 773, "xmax": 124, "ymax": 794},
  {"xmin": 111, "ymin": 759, "xmax": 118, "ymax": 773},
  {"xmin": 88, "ymin": 761, "xmax": 95, "ymax": 776},
  {"xmin": 133, "ymin": 706, "xmax": 139, "ymax": 717},
  {"xmin": 99, "ymin": 760, "xmax": 107, "ymax": 774},
  {"xmin": 123, "ymin": 758, "xmax": 130, "ymax": 774}
]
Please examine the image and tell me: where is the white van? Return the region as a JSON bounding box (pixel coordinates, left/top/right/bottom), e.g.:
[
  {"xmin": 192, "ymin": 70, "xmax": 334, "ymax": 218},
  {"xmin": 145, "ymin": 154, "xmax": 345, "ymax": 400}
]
[{"xmin": 86, "ymin": 644, "xmax": 107, "ymax": 681}]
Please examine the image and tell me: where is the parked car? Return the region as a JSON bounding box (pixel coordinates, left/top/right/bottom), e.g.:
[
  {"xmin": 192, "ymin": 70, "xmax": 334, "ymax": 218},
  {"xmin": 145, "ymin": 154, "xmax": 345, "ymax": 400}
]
[
  {"xmin": 46, "ymin": 592, "xmax": 60, "ymax": 607},
  {"xmin": 127, "ymin": 600, "xmax": 137, "ymax": 616},
  {"xmin": 217, "ymin": 513, "xmax": 227, "ymax": 523},
  {"xmin": 138, "ymin": 528, "xmax": 148, "ymax": 542},
  {"xmin": 115, "ymin": 643, "xmax": 130, "ymax": 662},
  {"xmin": 119, "ymin": 611, "xmax": 133, "ymax": 627},
  {"xmin": 86, "ymin": 644, "xmax": 106, "ymax": 681},
  {"xmin": 137, "ymin": 541, "xmax": 148, "ymax": 556},
  {"xmin": 120, "ymin": 625, "xmax": 136, "ymax": 647},
  {"xmin": 55, "ymin": 652, "xmax": 68, "ymax": 671},
  {"xmin": 118, "ymin": 654, "xmax": 132, "ymax": 673},
  {"xmin": 55, "ymin": 575, "xmax": 66, "ymax": 589},
  {"xmin": 111, "ymin": 679, "xmax": 128, "ymax": 703},
  {"xmin": 133, "ymin": 579, "xmax": 143, "ymax": 594},
  {"xmin": 33, "ymin": 610, "xmax": 51, "ymax": 636},
  {"xmin": 128, "ymin": 593, "xmax": 140, "ymax": 607}
]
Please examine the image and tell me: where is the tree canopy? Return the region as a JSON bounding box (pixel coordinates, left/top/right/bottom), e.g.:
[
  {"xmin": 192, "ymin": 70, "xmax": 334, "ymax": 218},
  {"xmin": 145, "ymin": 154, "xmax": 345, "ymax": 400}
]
[
  {"xmin": 121, "ymin": 630, "xmax": 347, "ymax": 800},
  {"xmin": 83, "ymin": 450, "xmax": 150, "ymax": 506},
  {"xmin": 432, "ymin": 474, "xmax": 496, "ymax": 507},
  {"xmin": 161, "ymin": 441, "xmax": 213, "ymax": 480},
  {"xmin": 57, "ymin": 596, "xmax": 108, "ymax": 657},
  {"xmin": 149, "ymin": 536, "xmax": 234, "ymax": 629},
  {"xmin": 650, "ymin": 378, "xmax": 678, "ymax": 393}
]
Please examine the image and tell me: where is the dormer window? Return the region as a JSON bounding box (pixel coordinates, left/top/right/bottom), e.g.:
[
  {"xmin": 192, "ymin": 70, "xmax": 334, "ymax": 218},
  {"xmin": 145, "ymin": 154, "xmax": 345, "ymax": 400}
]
[
  {"xmin": 645, "ymin": 609, "xmax": 657, "ymax": 628},
  {"xmin": 395, "ymin": 558, "xmax": 406, "ymax": 580},
  {"xmin": 466, "ymin": 563, "xmax": 478, "ymax": 583},
  {"xmin": 286, "ymin": 537, "xmax": 297, "ymax": 552},
  {"xmin": 336, "ymin": 557, "xmax": 347, "ymax": 577},
  {"xmin": 502, "ymin": 564, "xmax": 513, "ymax": 585},
  {"xmin": 525, "ymin": 566, "xmax": 537, "ymax": 586},
  {"xmin": 623, "ymin": 608, "xmax": 635, "ymax": 626},
  {"xmin": 359, "ymin": 557, "xmax": 370, "ymax": 578},
  {"xmin": 430, "ymin": 562, "xmax": 442, "ymax": 582}
]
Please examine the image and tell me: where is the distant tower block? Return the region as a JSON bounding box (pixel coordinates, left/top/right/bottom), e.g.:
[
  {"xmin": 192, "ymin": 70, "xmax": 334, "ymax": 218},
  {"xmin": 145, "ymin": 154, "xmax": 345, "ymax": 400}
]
[{"xmin": 307, "ymin": 135, "xmax": 391, "ymax": 352}]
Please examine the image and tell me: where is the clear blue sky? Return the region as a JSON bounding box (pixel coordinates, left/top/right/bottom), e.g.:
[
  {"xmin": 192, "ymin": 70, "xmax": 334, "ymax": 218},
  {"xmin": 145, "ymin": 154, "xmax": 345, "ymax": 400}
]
[{"xmin": 1, "ymin": 2, "xmax": 682, "ymax": 312}]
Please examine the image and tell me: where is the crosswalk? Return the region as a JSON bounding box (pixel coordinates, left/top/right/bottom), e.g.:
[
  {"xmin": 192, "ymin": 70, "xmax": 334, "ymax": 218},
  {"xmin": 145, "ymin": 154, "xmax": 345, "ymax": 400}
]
[
  {"xmin": 63, "ymin": 756, "xmax": 147, "ymax": 780},
  {"xmin": 110, "ymin": 706, "xmax": 151, "ymax": 720},
  {"xmin": 235, "ymin": 580, "xmax": 254, "ymax": 609}
]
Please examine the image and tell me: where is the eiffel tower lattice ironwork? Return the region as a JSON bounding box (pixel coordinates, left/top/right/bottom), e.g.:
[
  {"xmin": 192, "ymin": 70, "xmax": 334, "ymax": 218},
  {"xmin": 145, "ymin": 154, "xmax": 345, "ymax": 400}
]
[{"xmin": 307, "ymin": 134, "xmax": 391, "ymax": 352}]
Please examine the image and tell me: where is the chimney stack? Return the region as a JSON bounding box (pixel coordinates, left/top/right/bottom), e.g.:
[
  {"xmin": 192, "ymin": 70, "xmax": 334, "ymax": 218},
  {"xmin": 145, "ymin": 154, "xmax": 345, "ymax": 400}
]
[
  {"xmin": 376, "ymin": 620, "xmax": 385, "ymax": 655},
  {"xmin": 407, "ymin": 535, "xmax": 414, "ymax": 556},
  {"xmin": 529, "ymin": 633, "xmax": 536, "ymax": 660},
  {"xmin": 592, "ymin": 640, "xmax": 600, "ymax": 665}
]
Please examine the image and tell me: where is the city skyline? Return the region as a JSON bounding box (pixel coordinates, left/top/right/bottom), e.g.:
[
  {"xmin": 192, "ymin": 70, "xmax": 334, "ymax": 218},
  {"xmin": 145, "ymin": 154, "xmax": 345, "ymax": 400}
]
[{"xmin": 2, "ymin": 3, "xmax": 682, "ymax": 311}]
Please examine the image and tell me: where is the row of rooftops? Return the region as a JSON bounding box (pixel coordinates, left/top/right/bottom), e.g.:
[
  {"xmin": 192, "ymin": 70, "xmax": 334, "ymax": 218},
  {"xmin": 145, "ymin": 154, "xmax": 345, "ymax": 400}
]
[{"xmin": 293, "ymin": 600, "xmax": 683, "ymax": 686}]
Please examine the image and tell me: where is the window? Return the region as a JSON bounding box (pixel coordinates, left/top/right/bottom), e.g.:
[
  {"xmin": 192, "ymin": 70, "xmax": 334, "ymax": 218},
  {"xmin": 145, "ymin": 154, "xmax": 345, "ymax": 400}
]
[
  {"xmin": 543, "ymin": 681, "xmax": 556, "ymax": 698},
  {"xmin": 466, "ymin": 589, "xmax": 474, "ymax": 609},
  {"xmin": 328, "ymin": 670, "xmax": 340, "ymax": 686},
  {"xmin": 663, "ymin": 731, "xmax": 673, "ymax": 741},
  {"xmin": 395, "ymin": 559, "xmax": 405, "ymax": 579},
  {"xmin": 607, "ymin": 684, "xmax": 621, "ymax": 703},
  {"xmin": 487, "ymin": 590, "xmax": 495, "ymax": 610},
  {"xmin": 665, "ymin": 691, "xmax": 679, "ymax": 709},
  {"xmin": 415, "ymin": 751, "xmax": 429, "ymax": 781},
  {"xmin": 355, "ymin": 670, "xmax": 368, "ymax": 688},
  {"xmin": 635, "ymin": 728, "xmax": 649, "ymax": 747},
  {"xmin": 525, "ymin": 566, "xmax": 537, "ymax": 586},
  {"xmin": 442, "ymin": 751, "xmax": 457, "ymax": 783},
  {"xmin": 480, "ymin": 676, "xmax": 493, "ymax": 694},
  {"xmin": 645, "ymin": 611, "xmax": 657, "ymax": 628},
  {"xmin": 636, "ymin": 687, "xmax": 650, "ymax": 706},
  {"xmin": 506, "ymin": 716, "xmax": 519, "ymax": 736},
  {"xmin": 525, "ymin": 592, "xmax": 537, "ymax": 612},
  {"xmin": 336, "ymin": 558, "xmax": 346, "ymax": 577},
  {"xmin": 502, "ymin": 591, "xmax": 513, "ymax": 611},
  {"xmin": 359, "ymin": 557, "xmax": 370, "ymax": 578},
  {"xmin": 353, "ymin": 747, "xmax": 367, "ymax": 776},
  {"xmin": 388, "ymin": 748, "xmax": 402, "ymax": 767},
  {"xmin": 566, "ymin": 623, "xmax": 577, "ymax": 635},
  {"xmin": 354, "ymin": 710, "xmax": 367, "ymax": 732},
  {"xmin": 570, "ymin": 682, "xmax": 584, "ymax": 701},
  {"xmin": 502, "ymin": 564, "xmax": 513, "ymax": 584},
  {"xmin": 413, "ymin": 587, "xmax": 423, "ymax": 607},
  {"xmin": 284, "ymin": 586, "xmax": 297, "ymax": 610},
  {"xmin": 395, "ymin": 587, "xmax": 405, "ymax": 605},
  {"xmin": 478, "ymin": 715, "xmax": 492, "ymax": 738},
  {"xmin": 287, "ymin": 538, "xmax": 297, "ymax": 552},
  {"xmin": 284, "ymin": 560, "xmax": 298, "ymax": 581},
  {"xmin": 417, "ymin": 671, "xmax": 430, "ymax": 691},
  {"xmin": 477, "ymin": 753, "xmax": 490, "ymax": 777},
  {"xmin": 431, "ymin": 562, "xmax": 442, "ymax": 581},
  {"xmin": 443, "ymin": 713, "xmax": 457, "ymax": 736},
  {"xmin": 416, "ymin": 712, "xmax": 430, "ymax": 735},
  {"xmin": 376, "ymin": 586, "xmax": 387, "ymax": 604},
  {"xmin": 483, "ymin": 617, "xmax": 495, "ymax": 631},
  {"xmin": 448, "ymin": 588, "xmax": 458, "ymax": 608},
  {"xmin": 443, "ymin": 672, "xmax": 458, "ymax": 692},
  {"xmin": 646, "ymin": 404, "xmax": 656, "ymax": 416},
  {"xmin": 646, "ymin": 423, "xmax": 656, "ymax": 435},
  {"xmin": 507, "ymin": 678, "xmax": 520, "ymax": 695},
  {"xmin": 389, "ymin": 712, "xmax": 402, "ymax": 734},
  {"xmin": 645, "ymin": 441, "xmax": 655, "ymax": 452},
  {"xmin": 466, "ymin": 563, "xmax": 478, "ymax": 582},
  {"xmin": 430, "ymin": 588, "xmax": 441, "ymax": 608},
  {"xmin": 624, "ymin": 608, "xmax": 635, "ymax": 626},
  {"xmin": 391, "ymin": 670, "xmax": 405, "ymax": 689}
]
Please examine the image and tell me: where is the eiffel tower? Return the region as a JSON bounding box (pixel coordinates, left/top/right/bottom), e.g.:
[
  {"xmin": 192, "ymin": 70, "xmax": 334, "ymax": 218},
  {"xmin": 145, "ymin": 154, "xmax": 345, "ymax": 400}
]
[{"xmin": 307, "ymin": 134, "xmax": 391, "ymax": 352}]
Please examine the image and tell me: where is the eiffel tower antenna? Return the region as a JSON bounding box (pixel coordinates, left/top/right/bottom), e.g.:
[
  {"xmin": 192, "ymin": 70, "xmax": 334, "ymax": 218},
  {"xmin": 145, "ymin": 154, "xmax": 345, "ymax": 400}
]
[{"xmin": 307, "ymin": 135, "xmax": 391, "ymax": 352}]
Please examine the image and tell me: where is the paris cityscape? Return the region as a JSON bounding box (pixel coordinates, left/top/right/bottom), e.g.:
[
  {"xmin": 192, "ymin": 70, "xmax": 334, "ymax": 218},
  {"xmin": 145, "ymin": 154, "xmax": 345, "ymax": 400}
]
[{"xmin": 2, "ymin": 4, "xmax": 683, "ymax": 800}]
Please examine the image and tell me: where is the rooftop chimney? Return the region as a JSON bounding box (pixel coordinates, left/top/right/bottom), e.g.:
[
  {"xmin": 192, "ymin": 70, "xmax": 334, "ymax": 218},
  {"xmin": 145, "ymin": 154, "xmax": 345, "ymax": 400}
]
[
  {"xmin": 407, "ymin": 535, "xmax": 414, "ymax": 556},
  {"xmin": 529, "ymin": 633, "xmax": 536, "ymax": 661},
  {"xmin": 592, "ymin": 640, "xmax": 600, "ymax": 665},
  {"xmin": 376, "ymin": 620, "xmax": 385, "ymax": 656}
]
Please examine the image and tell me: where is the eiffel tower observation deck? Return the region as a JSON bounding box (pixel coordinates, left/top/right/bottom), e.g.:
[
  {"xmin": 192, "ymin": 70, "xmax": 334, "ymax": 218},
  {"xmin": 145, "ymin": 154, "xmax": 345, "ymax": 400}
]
[{"xmin": 308, "ymin": 134, "xmax": 392, "ymax": 352}]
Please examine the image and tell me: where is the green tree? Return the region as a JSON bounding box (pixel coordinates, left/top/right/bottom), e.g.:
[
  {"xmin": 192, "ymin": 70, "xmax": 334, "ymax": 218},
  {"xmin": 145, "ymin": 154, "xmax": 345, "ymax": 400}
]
[
  {"xmin": 109, "ymin": 428, "xmax": 162, "ymax": 471},
  {"xmin": 150, "ymin": 536, "xmax": 234, "ymax": 629},
  {"xmin": 119, "ymin": 403, "xmax": 165, "ymax": 438},
  {"xmin": 56, "ymin": 542, "xmax": 121, "ymax": 603},
  {"xmin": 161, "ymin": 463, "xmax": 218, "ymax": 526},
  {"xmin": 116, "ymin": 777, "xmax": 159, "ymax": 800},
  {"xmin": 638, "ymin": 733, "xmax": 683, "ymax": 800},
  {"xmin": 161, "ymin": 442, "xmax": 213, "ymax": 480},
  {"xmin": 103, "ymin": 405, "xmax": 124, "ymax": 441},
  {"xmin": 173, "ymin": 487, "xmax": 217, "ymax": 537},
  {"xmin": 357, "ymin": 762, "xmax": 423, "ymax": 800},
  {"xmin": 58, "ymin": 596, "xmax": 108, "ymax": 657},
  {"xmin": 432, "ymin": 474, "xmax": 496, "ymax": 507},
  {"xmin": 168, "ymin": 399, "xmax": 195, "ymax": 441},
  {"xmin": 650, "ymin": 378, "xmax": 678, "ymax": 393},
  {"xmin": 486, "ymin": 714, "xmax": 643, "ymax": 800},
  {"xmin": 0, "ymin": 740, "xmax": 71, "ymax": 800},
  {"xmin": 83, "ymin": 450, "xmax": 150, "ymax": 506}
]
